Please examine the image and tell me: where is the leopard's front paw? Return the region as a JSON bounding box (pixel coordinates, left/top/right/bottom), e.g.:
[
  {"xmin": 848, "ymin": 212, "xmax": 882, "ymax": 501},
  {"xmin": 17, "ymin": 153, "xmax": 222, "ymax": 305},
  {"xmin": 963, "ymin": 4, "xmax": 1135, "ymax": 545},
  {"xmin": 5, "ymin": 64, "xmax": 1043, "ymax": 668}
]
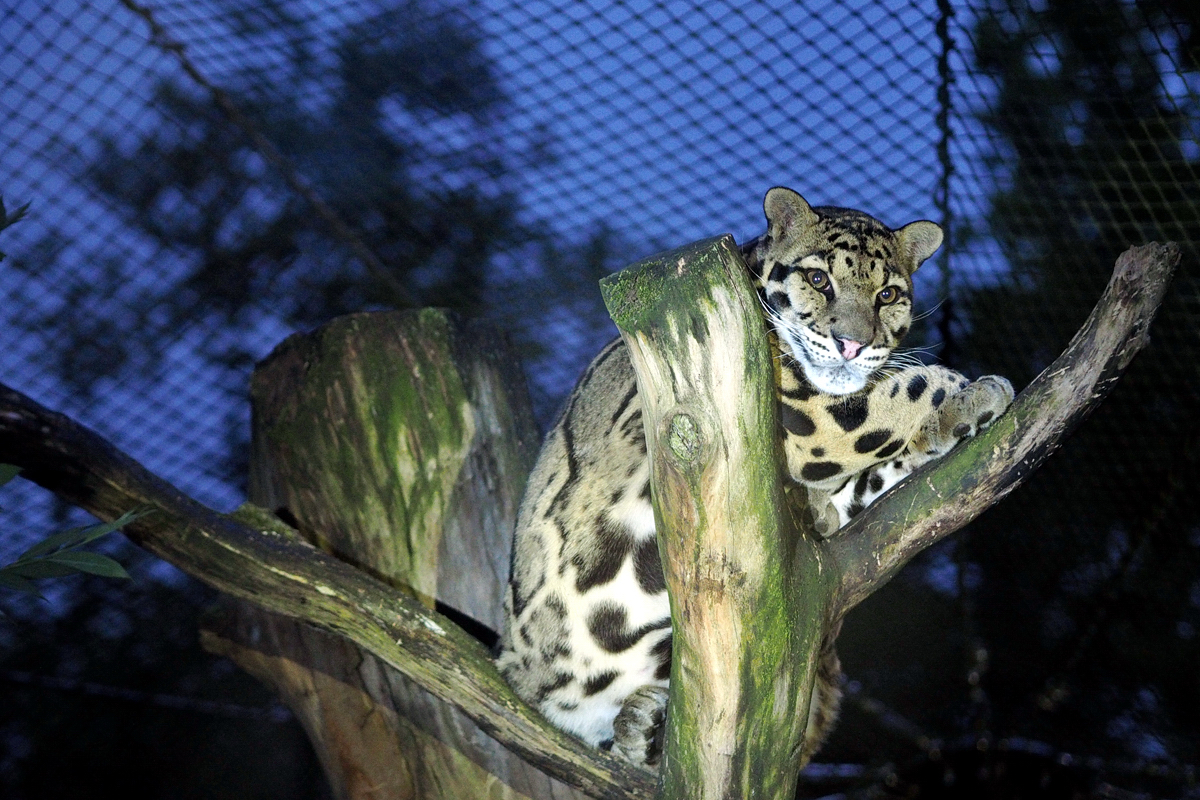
[
  {"xmin": 612, "ymin": 685, "xmax": 668, "ymax": 767},
  {"xmin": 918, "ymin": 374, "xmax": 1014, "ymax": 455}
]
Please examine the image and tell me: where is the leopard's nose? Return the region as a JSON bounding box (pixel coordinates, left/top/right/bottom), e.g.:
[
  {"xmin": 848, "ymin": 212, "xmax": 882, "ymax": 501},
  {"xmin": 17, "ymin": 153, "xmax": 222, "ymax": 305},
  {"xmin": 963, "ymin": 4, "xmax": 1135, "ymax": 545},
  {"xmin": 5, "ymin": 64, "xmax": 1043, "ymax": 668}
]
[{"xmin": 833, "ymin": 336, "xmax": 864, "ymax": 360}]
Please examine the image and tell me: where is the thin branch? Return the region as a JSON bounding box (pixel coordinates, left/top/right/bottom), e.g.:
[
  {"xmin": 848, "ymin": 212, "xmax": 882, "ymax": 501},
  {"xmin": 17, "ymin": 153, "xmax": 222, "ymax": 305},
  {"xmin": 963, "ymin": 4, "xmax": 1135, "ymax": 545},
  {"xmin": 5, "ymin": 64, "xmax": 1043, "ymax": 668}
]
[
  {"xmin": 0, "ymin": 384, "xmax": 653, "ymax": 800},
  {"xmin": 826, "ymin": 242, "xmax": 1179, "ymax": 617}
]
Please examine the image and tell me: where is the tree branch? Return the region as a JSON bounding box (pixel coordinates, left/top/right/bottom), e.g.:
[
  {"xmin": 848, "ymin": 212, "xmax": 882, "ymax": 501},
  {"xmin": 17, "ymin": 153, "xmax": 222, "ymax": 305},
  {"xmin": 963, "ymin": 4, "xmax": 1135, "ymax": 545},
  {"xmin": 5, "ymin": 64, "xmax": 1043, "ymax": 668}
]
[
  {"xmin": 602, "ymin": 235, "xmax": 832, "ymax": 800},
  {"xmin": 826, "ymin": 242, "xmax": 1179, "ymax": 616},
  {"xmin": 0, "ymin": 385, "xmax": 655, "ymax": 800}
]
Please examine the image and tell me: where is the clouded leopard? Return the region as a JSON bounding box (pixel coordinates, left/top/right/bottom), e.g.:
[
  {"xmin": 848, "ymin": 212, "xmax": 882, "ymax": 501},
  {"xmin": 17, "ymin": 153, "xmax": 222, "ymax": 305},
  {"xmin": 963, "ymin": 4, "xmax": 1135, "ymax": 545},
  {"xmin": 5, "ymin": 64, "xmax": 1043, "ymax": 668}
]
[{"xmin": 497, "ymin": 187, "xmax": 1014, "ymax": 767}]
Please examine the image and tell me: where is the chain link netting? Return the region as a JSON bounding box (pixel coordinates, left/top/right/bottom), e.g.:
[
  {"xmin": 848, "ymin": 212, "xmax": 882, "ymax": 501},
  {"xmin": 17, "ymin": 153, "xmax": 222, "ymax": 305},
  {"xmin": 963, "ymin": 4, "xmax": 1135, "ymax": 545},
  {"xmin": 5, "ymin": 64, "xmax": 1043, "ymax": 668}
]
[{"xmin": 1, "ymin": 0, "xmax": 1197, "ymax": 796}]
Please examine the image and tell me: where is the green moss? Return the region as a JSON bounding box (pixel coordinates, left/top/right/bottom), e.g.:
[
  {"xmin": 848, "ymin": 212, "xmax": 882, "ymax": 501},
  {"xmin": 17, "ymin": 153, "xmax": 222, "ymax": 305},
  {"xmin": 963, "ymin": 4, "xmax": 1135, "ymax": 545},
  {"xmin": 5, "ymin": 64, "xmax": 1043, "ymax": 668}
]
[
  {"xmin": 255, "ymin": 310, "xmax": 475, "ymax": 593},
  {"xmin": 600, "ymin": 235, "xmax": 741, "ymax": 333},
  {"xmin": 230, "ymin": 503, "xmax": 302, "ymax": 541}
]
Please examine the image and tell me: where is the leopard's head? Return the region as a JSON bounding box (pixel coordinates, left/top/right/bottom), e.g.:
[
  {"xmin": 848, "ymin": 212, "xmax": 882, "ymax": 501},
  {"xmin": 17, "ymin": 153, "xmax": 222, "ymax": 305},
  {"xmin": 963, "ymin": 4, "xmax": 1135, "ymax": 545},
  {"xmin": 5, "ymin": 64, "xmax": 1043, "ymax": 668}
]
[{"xmin": 749, "ymin": 187, "xmax": 943, "ymax": 395}]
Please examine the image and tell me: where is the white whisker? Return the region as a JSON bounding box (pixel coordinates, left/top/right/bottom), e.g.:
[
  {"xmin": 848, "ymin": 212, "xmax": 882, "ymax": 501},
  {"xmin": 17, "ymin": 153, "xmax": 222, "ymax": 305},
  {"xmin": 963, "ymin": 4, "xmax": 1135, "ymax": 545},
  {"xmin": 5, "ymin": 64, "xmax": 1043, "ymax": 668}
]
[{"xmin": 911, "ymin": 298, "xmax": 947, "ymax": 323}]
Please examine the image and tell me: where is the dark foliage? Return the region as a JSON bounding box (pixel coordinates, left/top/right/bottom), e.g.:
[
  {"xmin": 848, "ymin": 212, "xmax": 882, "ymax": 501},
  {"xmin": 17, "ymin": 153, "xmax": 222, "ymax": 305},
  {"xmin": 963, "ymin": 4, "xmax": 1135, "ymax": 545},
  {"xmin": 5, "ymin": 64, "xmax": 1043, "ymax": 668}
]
[{"xmin": 0, "ymin": 546, "xmax": 328, "ymax": 800}]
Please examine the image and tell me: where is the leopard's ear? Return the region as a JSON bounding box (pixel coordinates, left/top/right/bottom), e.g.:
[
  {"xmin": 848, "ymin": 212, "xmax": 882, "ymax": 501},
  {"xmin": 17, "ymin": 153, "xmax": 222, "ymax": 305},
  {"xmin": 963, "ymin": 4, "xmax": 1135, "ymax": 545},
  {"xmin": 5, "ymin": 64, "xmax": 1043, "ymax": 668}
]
[
  {"xmin": 764, "ymin": 187, "xmax": 819, "ymax": 243},
  {"xmin": 896, "ymin": 220, "xmax": 943, "ymax": 273}
]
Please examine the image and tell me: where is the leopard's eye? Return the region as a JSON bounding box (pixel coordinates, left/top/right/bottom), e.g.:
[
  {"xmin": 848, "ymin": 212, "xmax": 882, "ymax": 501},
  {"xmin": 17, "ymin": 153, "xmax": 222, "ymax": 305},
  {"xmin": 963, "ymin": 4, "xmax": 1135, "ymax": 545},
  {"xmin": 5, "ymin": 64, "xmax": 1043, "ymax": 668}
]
[
  {"xmin": 878, "ymin": 286, "xmax": 901, "ymax": 305},
  {"xmin": 805, "ymin": 269, "xmax": 830, "ymax": 290}
]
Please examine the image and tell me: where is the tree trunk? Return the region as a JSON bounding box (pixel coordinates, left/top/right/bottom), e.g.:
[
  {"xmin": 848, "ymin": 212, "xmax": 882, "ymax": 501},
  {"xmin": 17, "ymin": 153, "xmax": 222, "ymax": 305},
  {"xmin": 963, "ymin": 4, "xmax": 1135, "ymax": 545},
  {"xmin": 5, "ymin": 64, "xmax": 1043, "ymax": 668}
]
[
  {"xmin": 200, "ymin": 309, "xmax": 588, "ymax": 800},
  {"xmin": 600, "ymin": 236, "xmax": 830, "ymax": 800}
]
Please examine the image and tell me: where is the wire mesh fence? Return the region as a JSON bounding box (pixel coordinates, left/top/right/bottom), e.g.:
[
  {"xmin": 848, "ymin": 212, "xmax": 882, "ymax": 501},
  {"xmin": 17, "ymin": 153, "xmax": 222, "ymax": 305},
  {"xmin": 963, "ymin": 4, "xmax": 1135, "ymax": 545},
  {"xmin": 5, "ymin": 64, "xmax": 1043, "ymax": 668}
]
[{"xmin": 1, "ymin": 0, "xmax": 1197, "ymax": 796}]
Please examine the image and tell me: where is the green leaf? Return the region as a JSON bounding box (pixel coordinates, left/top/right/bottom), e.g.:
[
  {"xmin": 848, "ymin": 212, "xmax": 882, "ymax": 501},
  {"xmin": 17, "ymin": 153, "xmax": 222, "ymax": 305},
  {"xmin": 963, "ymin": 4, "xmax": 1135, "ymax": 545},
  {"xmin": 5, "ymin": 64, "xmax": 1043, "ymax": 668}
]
[
  {"xmin": 0, "ymin": 464, "xmax": 20, "ymax": 487},
  {"xmin": 2, "ymin": 559, "xmax": 79, "ymax": 579},
  {"xmin": 18, "ymin": 507, "xmax": 151, "ymax": 560},
  {"xmin": 42, "ymin": 551, "xmax": 130, "ymax": 579},
  {"xmin": 17, "ymin": 524, "xmax": 95, "ymax": 560},
  {"xmin": 0, "ymin": 570, "xmax": 42, "ymax": 595}
]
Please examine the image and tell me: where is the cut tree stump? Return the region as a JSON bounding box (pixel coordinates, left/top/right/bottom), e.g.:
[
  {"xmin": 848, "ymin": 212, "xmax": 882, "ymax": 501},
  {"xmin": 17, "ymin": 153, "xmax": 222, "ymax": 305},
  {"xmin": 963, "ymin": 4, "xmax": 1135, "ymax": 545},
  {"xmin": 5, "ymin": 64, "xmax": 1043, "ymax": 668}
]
[{"xmin": 200, "ymin": 309, "xmax": 588, "ymax": 800}]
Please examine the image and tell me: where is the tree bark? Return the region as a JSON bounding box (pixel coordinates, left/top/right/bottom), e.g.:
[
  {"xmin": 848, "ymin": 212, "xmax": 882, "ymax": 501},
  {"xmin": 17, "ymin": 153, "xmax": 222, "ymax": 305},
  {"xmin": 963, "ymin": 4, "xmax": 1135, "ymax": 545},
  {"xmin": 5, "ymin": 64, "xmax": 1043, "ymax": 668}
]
[
  {"xmin": 0, "ymin": 241, "xmax": 1176, "ymax": 800},
  {"xmin": 600, "ymin": 237, "xmax": 831, "ymax": 800}
]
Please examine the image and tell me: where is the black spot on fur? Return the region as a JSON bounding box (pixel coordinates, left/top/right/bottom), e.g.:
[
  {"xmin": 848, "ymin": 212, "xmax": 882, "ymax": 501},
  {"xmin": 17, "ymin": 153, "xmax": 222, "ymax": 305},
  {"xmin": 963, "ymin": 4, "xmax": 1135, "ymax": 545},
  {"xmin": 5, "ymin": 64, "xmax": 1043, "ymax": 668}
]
[
  {"xmin": 510, "ymin": 577, "xmax": 530, "ymax": 619},
  {"xmin": 978, "ymin": 410, "xmax": 994, "ymax": 425},
  {"xmin": 574, "ymin": 517, "xmax": 634, "ymax": 593},
  {"xmin": 541, "ymin": 640, "xmax": 571, "ymax": 663},
  {"xmin": 907, "ymin": 375, "xmax": 927, "ymax": 401},
  {"xmin": 847, "ymin": 501, "xmax": 865, "ymax": 518},
  {"xmin": 767, "ymin": 291, "xmax": 791, "ymax": 309},
  {"xmin": 544, "ymin": 594, "xmax": 568, "ymax": 619},
  {"xmin": 875, "ymin": 440, "xmax": 904, "ymax": 459},
  {"xmin": 783, "ymin": 382, "xmax": 817, "ymax": 401},
  {"xmin": 610, "ymin": 383, "xmax": 638, "ymax": 427},
  {"xmin": 854, "ymin": 429, "xmax": 893, "ymax": 453},
  {"xmin": 583, "ymin": 670, "xmax": 620, "ymax": 696},
  {"xmin": 853, "ymin": 470, "xmax": 871, "ymax": 499},
  {"xmin": 652, "ymin": 635, "xmax": 672, "ymax": 680},
  {"xmin": 802, "ymin": 461, "xmax": 843, "ymax": 481},
  {"xmin": 587, "ymin": 603, "xmax": 671, "ymax": 653},
  {"xmin": 953, "ymin": 422, "xmax": 971, "ymax": 438},
  {"xmin": 535, "ymin": 672, "xmax": 573, "ymax": 702},
  {"xmin": 639, "ymin": 480, "xmax": 651, "ymax": 500},
  {"xmin": 634, "ymin": 538, "xmax": 666, "ymax": 594},
  {"xmin": 768, "ymin": 261, "xmax": 790, "ymax": 284},
  {"xmin": 895, "ymin": 324, "xmax": 910, "ymax": 340},
  {"xmin": 548, "ymin": 418, "xmax": 580, "ymax": 515},
  {"xmin": 869, "ymin": 474, "xmax": 885, "ymax": 493},
  {"xmin": 931, "ymin": 388, "xmax": 946, "ymax": 407},
  {"xmin": 827, "ymin": 395, "xmax": 869, "ymax": 432},
  {"xmin": 811, "ymin": 447, "xmax": 825, "ymax": 457},
  {"xmin": 781, "ymin": 404, "xmax": 817, "ymax": 436},
  {"xmin": 889, "ymin": 381, "xmax": 900, "ymax": 398}
]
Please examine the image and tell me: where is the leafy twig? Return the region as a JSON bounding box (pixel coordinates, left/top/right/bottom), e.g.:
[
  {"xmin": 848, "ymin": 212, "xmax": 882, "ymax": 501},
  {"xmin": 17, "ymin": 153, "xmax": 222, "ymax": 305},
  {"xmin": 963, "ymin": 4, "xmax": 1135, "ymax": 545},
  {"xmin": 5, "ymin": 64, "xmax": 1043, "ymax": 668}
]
[{"xmin": 0, "ymin": 465, "xmax": 148, "ymax": 596}]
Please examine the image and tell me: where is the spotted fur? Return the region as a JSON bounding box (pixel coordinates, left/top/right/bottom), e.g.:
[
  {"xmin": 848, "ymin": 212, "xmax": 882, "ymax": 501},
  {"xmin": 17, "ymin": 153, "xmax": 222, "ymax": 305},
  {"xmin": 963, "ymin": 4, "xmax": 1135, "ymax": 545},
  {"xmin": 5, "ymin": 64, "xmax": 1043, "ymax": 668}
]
[{"xmin": 497, "ymin": 187, "xmax": 1014, "ymax": 767}]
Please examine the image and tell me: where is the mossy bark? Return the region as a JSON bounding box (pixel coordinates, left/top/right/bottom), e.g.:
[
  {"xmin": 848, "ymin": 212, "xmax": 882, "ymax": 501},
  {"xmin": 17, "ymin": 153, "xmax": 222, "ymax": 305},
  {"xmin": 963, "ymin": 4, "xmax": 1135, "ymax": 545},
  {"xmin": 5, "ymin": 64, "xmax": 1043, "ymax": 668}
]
[
  {"xmin": 204, "ymin": 310, "xmax": 586, "ymax": 800},
  {"xmin": 602, "ymin": 236, "xmax": 835, "ymax": 800}
]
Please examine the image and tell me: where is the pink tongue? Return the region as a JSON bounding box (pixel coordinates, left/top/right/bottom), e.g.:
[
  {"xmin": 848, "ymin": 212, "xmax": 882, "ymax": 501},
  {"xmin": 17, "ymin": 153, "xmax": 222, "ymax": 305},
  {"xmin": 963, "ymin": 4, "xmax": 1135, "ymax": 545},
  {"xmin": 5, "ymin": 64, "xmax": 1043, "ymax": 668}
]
[{"xmin": 840, "ymin": 339, "xmax": 863, "ymax": 360}]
